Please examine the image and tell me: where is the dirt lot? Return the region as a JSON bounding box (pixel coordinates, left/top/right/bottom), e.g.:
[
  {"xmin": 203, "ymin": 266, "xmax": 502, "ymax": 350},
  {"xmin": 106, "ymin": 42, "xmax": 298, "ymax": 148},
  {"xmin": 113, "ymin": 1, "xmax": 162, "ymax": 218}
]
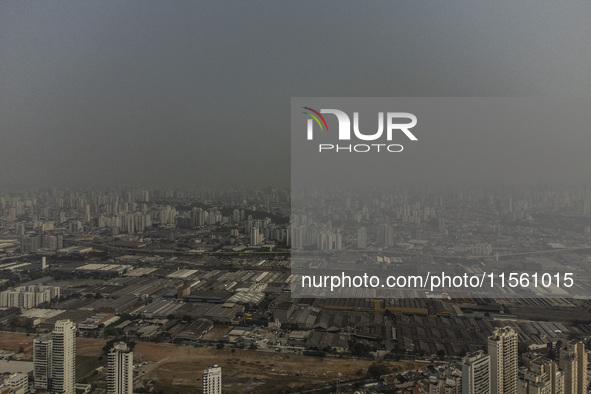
[
  {"xmin": 0, "ymin": 332, "xmax": 422, "ymax": 392},
  {"xmin": 0, "ymin": 332, "xmax": 106, "ymax": 359},
  {"xmin": 132, "ymin": 344, "xmax": 422, "ymax": 392},
  {"xmin": 0, "ymin": 332, "xmax": 36, "ymax": 359}
]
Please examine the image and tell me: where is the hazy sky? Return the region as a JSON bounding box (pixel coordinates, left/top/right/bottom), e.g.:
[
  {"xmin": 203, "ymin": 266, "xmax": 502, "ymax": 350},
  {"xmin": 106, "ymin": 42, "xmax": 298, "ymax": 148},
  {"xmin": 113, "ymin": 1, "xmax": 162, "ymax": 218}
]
[{"xmin": 1, "ymin": 1, "xmax": 591, "ymax": 190}]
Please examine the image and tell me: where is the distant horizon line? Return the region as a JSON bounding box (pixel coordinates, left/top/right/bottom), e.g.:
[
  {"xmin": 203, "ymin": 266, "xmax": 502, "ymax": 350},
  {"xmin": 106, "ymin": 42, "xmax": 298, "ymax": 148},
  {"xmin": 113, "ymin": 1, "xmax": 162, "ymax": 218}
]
[{"xmin": 3, "ymin": 181, "xmax": 591, "ymax": 194}]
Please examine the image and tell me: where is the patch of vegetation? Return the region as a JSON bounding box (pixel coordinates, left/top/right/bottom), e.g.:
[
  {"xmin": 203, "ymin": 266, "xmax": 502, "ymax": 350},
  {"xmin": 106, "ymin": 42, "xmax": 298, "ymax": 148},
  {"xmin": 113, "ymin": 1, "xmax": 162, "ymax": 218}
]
[{"xmin": 367, "ymin": 362, "xmax": 390, "ymax": 378}]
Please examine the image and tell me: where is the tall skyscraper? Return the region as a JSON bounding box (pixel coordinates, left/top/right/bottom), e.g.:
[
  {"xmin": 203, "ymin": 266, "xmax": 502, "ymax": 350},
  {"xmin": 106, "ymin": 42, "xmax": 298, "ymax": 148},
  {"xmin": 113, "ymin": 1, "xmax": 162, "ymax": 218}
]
[
  {"xmin": 51, "ymin": 320, "xmax": 77, "ymax": 394},
  {"xmin": 107, "ymin": 342, "xmax": 133, "ymax": 394},
  {"xmin": 203, "ymin": 365, "xmax": 222, "ymax": 394},
  {"xmin": 559, "ymin": 340, "xmax": 587, "ymax": 394},
  {"xmin": 377, "ymin": 224, "xmax": 393, "ymax": 248},
  {"xmin": 292, "ymin": 226, "xmax": 304, "ymax": 250},
  {"xmin": 488, "ymin": 326, "xmax": 518, "ymax": 394},
  {"xmin": 573, "ymin": 341, "xmax": 587, "ymax": 394},
  {"xmin": 462, "ymin": 350, "xmax": 490, "ymax": 394},
  {"xmin": 250, "ymin": 228, "xmax": 263, "ymax": 246},
  {"xmin": 33, "ymin": 334, "xmax": 53, "ymax": 391},
  {"xmin": 357, "ymin": 227, "xmax": 367, "ymax": 249}
]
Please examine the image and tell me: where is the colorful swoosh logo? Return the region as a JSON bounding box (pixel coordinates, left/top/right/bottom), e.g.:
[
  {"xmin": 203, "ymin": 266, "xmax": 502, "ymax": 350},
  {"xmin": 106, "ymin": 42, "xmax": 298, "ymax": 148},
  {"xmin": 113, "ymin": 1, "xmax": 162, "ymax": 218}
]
[{"xmin": 302, "ymin": 107, "xmax": 328, "ymax": 131}]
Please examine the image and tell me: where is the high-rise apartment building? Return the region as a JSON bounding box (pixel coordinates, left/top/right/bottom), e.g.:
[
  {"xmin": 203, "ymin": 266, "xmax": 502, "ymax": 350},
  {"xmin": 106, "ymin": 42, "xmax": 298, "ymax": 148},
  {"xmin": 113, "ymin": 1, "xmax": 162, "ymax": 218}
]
[
  {"xmin": 488, "ymin": 326, "xmax": 518, "ymax": 394},
  {"xmin": 559, "ymin": 340, "xmax": 587, "ymax": 394},
  {"xmin": 250, "ymin": 228, "xmax": 263, "ymax": 246},
  {"xmin": 33, "ymin": 334, "xmax": 53, "ymax": 391},
  {"xmin": 378, "ymin": 224, "xmax": 393, "ymax": 247},
  {"xmin": 33, "ymin": 334, "xmax": 53, "ymax": 390},
  {"xmin": 107, "ymin": 342, "xmax": 133, "ymax": 394},
  {"xmin": 34, "ymin": 321, "xmax": 77, "ymax": 393},
  {"xmin": 357, "ymin": 227, "xmax": 367, "ymax": 249},
  {"xmin": 203, "ymin": 365, "xmax": 222, "ymax": 394},
  {"xmin": 462, "ymin": 350, "xmax": 490, "ymax": 393},
  {"xmin": 51, "ymin": 320, "xmax": 77, "ymax": 394}
]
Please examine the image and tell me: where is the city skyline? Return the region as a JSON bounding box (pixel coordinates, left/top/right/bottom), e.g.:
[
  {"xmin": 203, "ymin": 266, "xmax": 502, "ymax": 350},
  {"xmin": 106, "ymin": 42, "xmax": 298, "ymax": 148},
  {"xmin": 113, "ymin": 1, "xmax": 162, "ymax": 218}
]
[{"xmin": 1, "ymin": 182, "xmax": 591, "ymax": 391}]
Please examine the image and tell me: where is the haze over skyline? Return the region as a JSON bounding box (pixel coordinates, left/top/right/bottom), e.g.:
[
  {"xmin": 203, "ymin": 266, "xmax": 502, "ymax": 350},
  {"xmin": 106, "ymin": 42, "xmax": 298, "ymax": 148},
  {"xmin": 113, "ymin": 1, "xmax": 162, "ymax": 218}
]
[{"xmin": 2, "ymin": 1, "xmax": 591, "ymax": 190}]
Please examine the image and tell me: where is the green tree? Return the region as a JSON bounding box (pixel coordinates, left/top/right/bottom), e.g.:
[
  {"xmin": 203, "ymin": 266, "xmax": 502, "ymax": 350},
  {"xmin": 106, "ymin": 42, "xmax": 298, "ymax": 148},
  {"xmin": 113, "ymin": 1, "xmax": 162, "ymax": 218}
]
[
  {"xmin": 367, "ymin": 362, "xmax": 389, "ymax": 378},
  {"xmin": 350, "ymin": 342, "xmax": 372, "ymax": 357}
]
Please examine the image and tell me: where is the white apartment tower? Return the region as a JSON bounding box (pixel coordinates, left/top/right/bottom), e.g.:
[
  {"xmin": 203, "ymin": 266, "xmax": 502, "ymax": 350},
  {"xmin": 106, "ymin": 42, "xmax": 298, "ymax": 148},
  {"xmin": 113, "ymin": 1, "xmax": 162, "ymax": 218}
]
[
  {"xmin": 250, "ymin": 228, "xmax": 262, "ymax": 246},
  {"xmin": 488, "ymin": 326, "xmax": 518, "ymax": 394},
  {"xmin": 107, "ymin": 342, "xmax": 134, "ymax": 394},
  {"xmin": 462, "ymin": 350, "xmax": 490, "ymax": 393},
  {"xmin": 33, "ymin": 334, "xmax": 53, "ymax": 390},
  {"xmin": 51, "ymin": 319, "xmax": 77, "ymax": 394},
  {"xmin": 203, "ymin": 365, "xmax": 222, "ymax": 394}
]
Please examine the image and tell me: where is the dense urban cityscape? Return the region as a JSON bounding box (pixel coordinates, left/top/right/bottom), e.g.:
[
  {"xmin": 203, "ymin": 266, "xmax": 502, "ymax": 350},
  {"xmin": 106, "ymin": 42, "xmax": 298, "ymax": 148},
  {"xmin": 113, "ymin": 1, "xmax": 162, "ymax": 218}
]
[{"xmin": 0, "ymin": 185, "xmax": 590, "ymax": 393}]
